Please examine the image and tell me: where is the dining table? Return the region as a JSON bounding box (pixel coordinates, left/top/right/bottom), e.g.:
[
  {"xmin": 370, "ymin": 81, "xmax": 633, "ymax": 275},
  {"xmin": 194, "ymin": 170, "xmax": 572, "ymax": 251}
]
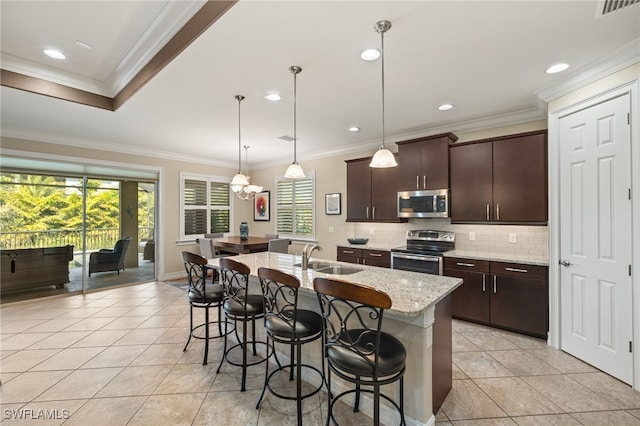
[{"xmin": 212, "ymin": 236, "xmax": 270, "ymax": 255}]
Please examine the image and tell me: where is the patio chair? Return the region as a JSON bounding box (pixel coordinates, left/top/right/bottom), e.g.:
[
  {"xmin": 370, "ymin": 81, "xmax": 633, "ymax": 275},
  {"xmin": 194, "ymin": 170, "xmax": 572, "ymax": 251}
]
[{"xmin": 89, "ymin": 237, "xmax": 131, "ymax": 277}]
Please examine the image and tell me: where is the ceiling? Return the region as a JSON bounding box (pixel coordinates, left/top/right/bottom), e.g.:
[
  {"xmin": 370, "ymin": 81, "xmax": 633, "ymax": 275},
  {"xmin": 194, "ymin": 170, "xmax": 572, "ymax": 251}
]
[{"xmin": 1, "ymin": 1, "xmax": 639, "ymax": 171}]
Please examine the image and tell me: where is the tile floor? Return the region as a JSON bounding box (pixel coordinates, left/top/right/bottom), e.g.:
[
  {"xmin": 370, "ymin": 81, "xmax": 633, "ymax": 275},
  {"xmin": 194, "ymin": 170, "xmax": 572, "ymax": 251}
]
[{"xmin": 1, "ymin": 281, "xmax": 639, "ymax": 425}]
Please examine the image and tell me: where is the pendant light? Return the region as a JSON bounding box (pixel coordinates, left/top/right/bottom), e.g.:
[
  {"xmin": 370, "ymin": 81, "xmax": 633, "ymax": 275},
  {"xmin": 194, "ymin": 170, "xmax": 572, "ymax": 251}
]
[
  {"xmin": 369, "ymin": 20, "xmax": 397, "ymax": 168},
  {"xmin": 230, "ymin": 95, "xmax": 263, "ymax": 200},
  {"xmin": 284, "ymin": 65, "xmax": 306, "ymax": 179}
]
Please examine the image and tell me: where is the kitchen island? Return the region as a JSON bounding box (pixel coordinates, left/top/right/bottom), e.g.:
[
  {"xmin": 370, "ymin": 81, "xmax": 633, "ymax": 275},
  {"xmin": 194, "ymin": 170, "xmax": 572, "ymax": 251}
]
[{"xmin": 208, "ymin": 252, "xmax": 462, "ymax": 426}]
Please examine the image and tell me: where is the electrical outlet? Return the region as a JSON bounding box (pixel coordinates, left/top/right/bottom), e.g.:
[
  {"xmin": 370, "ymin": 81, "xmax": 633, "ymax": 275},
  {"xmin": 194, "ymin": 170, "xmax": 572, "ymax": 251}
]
[
  {"xmin": 369, "ymin": 228, "xmax": 375, "ymax": 236},
  {"xmin": 328, "ymin": 226, "xmax": 334, "ymax": 233},
  {"xmin": 509, "ymin": 233, "xmax": 517, "ymax": 243},
  {"xmin": 469, "ymin": 232, "xmax": 476, "ymax": 241}
]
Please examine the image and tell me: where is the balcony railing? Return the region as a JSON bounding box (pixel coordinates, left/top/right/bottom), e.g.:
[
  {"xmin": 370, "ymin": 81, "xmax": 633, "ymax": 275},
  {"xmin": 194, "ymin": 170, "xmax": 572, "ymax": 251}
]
[{"xmin": 0, "ymin": 228, "xmax": 154, "ymax": 251}]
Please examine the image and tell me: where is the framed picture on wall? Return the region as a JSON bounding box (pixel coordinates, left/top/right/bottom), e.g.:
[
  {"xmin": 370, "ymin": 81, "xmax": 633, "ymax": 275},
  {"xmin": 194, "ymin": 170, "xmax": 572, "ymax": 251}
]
[
  {"xmin": 254, "ymin": 190, "xmax": 270, "ymax": 221},
  {"xmin": 325, "ymin": 193, "xmax": 341, "ymax": 215}
]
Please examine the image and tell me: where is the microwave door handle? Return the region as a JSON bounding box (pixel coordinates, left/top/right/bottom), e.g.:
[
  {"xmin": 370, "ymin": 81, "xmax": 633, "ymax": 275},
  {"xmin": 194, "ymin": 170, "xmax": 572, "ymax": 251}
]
[{"xmin": 433, "ymin": 196, "xmax": 437, "ymax": 213}]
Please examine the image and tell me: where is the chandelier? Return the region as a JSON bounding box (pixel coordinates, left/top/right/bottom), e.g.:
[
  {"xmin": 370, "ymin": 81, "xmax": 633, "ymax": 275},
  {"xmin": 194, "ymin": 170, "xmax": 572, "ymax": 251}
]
[{"xmin": 230, "ymin": 95, "xmax": 263, "ymax": 200}]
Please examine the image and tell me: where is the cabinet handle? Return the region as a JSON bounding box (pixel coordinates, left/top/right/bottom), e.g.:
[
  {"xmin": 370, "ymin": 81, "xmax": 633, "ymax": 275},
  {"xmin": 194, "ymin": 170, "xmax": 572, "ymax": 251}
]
[
  {"xmin": 456, "ymin": 262, "xmax": 475, "ymax": 267},
  {"xmin": 372, "ymin": 206, "xmax": 376, "ymax": 219},
  {"xmin": 343, "ymin": 250, "xmax": 354, "ymax": 254},
  {"xmin": 486, "ymin": 204, "xmax": 490, "ymax": 220},
  {"xmin": 363, "ymin": 259, "xmax": 366, "ymax": 265},
  {"xmin": 505, "ymin": 267, "xmax": 528, "ymax": 273},
  {"xmin": 482, "ymin": 274, "xmax": 486, "ymax": 292},
  {"xmin": 423, "ymin": 175, "xmax": 426, "ymax": 189},
  {"xmin": 416, "ymin": 175, "xmax": 420, "ymax": 190},
  {"xmin": 369, "ymin": 253, "xmax": 383, "ymax": 257},
  {"xmin": 496, "ymin": 203, "xmax": 500, "ymax": 221},
  {"xmin": 493, "ymin": 275, "xmax": 497, "ymax": 293},
  {"xmin": 366, "ymin": 206, "xmax": 370, "ymax": 219}
]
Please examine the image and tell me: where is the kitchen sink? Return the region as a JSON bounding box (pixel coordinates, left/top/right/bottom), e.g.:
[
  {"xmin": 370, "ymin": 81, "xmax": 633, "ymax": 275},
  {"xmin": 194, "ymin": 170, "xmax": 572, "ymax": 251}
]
[
  {"xmin": 293, "ymin": 261, "xmax": 362, "ymax": 275},
  {"xmin": 315, "ymin": 265, "xmax": 362, "ymax": 275}
]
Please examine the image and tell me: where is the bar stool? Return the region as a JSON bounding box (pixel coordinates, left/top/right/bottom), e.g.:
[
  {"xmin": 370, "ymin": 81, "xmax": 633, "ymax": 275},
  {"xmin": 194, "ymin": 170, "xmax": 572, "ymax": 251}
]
[
  {"xmin": 181, "ymin": 251, "xmax": 232, "ymax": 365},
  {"xmin": 216, "ymin": 257, "xmax": 268, "ymax": 391},
  {"xmin": 255, "ymin": 267, "xmax": 326, "ymax": 426},
  {"xmin": 313, "ymin": 277, "xmax": 406, "ymax": 426}
]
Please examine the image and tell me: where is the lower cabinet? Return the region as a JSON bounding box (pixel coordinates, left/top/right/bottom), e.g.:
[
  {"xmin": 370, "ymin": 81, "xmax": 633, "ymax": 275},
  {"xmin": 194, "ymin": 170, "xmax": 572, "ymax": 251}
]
[
  {"xmin": 445, "ymin": 257, "xmax": 548, "ymax": 338},
  {"xmin": 336, "ymin": 246, "xmax": 390, "ymax": 268}
]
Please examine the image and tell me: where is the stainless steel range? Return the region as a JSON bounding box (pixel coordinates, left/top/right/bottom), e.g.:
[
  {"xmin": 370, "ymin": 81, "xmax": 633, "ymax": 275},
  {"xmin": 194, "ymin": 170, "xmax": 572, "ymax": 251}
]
[{"xmin": 391, "ymin": 230, "xmax": 455, "ymax": 275}]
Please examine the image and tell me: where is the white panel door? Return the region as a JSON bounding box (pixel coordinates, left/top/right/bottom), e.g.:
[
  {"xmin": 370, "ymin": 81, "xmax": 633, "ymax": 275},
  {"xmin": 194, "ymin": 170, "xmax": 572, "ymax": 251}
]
[{"xmin": 559, "ymin": 93, "xmax": 633, "ymax": 384}]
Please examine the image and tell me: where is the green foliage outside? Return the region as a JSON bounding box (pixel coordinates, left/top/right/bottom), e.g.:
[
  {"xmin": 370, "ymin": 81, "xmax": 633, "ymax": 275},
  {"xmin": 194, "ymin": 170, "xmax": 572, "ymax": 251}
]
[{"xmin": 0, "ymin": 173, "xmax": 154, "ymax": 250}]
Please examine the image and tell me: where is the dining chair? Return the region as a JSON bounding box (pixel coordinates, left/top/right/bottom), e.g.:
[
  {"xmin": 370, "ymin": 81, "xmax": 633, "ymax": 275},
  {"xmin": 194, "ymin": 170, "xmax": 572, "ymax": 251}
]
[
  {"xmin": 313, "ymin": 277, "xmax": 407, "ymax": 426},
  {"xmin": 264, "ymin": 233, "xmax": 279, "ymax": 240},
  {"xmin": 267, "ymin": 238, "xmax": 290, "ymax": 254}
]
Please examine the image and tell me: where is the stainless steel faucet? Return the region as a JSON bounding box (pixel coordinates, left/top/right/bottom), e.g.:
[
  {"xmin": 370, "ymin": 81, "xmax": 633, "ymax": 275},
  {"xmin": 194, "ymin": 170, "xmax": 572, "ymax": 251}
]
[{"xmin": 301, "ymin": 243, "xmax": 322, "ymax": 269}]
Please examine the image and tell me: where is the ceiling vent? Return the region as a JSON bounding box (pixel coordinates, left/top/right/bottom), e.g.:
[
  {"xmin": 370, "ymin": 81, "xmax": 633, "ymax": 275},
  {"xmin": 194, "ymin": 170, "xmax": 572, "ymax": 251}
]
[{"xmin": 600, "ymin": 0, "xmax": 639, "ymax": 15}]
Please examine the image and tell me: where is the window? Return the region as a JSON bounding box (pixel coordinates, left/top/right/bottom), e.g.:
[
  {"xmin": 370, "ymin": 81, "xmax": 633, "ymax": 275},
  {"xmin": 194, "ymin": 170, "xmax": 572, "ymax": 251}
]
[
  {"xmin": 275, "ymin": 172, "xmax": 315, "ymax": 239},
  {"xmin": 181, "ymin": 173, "xmax": 231, "ymax": 240}
]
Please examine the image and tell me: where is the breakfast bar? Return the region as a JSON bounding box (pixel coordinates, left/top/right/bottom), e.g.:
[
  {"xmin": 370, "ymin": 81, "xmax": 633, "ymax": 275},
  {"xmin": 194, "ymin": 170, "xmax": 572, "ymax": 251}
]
[{"xmin": 208, "ymin": 251, "xmax": 462, "ymax": 426}]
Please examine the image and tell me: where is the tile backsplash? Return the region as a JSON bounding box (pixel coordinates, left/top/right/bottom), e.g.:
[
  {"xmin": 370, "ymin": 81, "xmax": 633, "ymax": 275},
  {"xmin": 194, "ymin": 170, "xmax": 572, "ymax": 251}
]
[{"xmin": 351, "ymin": 219, "xmax": 548, "ymax": 258}]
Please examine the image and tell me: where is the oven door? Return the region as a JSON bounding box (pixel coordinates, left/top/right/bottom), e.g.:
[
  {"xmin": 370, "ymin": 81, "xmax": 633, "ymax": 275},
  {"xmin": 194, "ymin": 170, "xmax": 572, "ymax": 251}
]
[{"xmin": 391, "ymin": 252, "xmax": 443, "ymax": 275}]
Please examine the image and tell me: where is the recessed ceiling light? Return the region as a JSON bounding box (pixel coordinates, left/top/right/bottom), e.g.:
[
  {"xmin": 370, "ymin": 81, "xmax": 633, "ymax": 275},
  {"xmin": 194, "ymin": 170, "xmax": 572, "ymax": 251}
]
[
  {"xmin": 348, "ymin": 126, "xmax": 360, "ymax": 132},
  {"xmin": 546, "ymin": 63, "xmax": 570, "ymax": 74},
  {"xmin": 438, "ymin": 103, "xmax": 454, "ymax": 111},
  {"xmin": 265, "ymin": 93, "xmax": 281, "ymax": 102},
  {"xmin": 360, "ymin": 49, "xmax": 380, "ymax": 61},
  {"xmin": 43, "ymin": 49, "xmax": 65, "ymax": 60}
]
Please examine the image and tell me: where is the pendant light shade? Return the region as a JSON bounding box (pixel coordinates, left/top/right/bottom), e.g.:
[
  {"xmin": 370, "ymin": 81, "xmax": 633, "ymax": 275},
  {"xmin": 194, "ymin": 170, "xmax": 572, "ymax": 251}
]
[
  {"xmin": 369, "ymin": 20, "xmax": 397, "ymax": 168},
  {"xmin": 231, "ymin": 95, "xmax": 263, "ymax": 200},
  {"xmin": 284, "ymin": 65, "xmax": 306, "ymax": 179}
]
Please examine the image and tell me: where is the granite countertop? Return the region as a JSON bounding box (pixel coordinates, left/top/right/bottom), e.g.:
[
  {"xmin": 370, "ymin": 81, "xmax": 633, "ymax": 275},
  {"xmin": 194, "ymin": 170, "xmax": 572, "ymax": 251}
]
[
  {"xmin": 208, "ymin": 252, "xmax": 462, "ymax": 318},
  {"xmin": 444, "ymin": 250, "xmax": 549, "ymax": 266}
]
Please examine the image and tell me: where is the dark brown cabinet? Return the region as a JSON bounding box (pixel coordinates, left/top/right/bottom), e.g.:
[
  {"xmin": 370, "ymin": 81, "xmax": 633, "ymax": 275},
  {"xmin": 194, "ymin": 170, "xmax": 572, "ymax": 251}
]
[
  {"xmin": 445, "ymin": 257, "xmax": 548, "ymax": 338},
  {"xmin": 336, "ymin": 246, "xmax": 390, "ymax": 268},
  {"xmin": 345, "ymin": 156, "xmax": 403, "ymax": 222},
  {"xmin": 449, "ymin": 130, "xmax": 548, "ymax": 223},
  {"xmin": 396, "ymin": 133, "xmax": 458, "ymax": 191}
]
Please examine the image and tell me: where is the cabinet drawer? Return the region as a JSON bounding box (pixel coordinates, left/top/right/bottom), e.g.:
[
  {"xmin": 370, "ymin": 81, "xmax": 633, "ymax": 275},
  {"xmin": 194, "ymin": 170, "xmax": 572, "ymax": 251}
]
[
  {"xmin": 337, "ymin": 246, "xmax": 362, "ymax": 257},
  {"xmin": 362, "ymin": 249, "xmax": 390, "ymax": 262},
  {"xmin": 490, "ymin": 262, "xmax": 547, "ymax": 280},
  {"xmin": 445, "ymin": 257, "xmax": 490, "ymax": 273}
]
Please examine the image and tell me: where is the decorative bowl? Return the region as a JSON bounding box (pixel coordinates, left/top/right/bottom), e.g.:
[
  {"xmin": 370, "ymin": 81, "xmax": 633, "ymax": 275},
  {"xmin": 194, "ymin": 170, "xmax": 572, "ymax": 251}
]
[{"xmin": 347, "ymin": 238, "xmax": 369, "ymax": 245}]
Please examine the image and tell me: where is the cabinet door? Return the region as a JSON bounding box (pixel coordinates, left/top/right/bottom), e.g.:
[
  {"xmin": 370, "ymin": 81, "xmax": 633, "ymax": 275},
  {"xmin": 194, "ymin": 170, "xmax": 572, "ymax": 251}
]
[
  {"xmin": 421, "ymin": 137, "xmax": 450, "ymax": 189},
  {"xmin": 370, "ymin": 163, "xmax": 400, "ymax": 220},
  {"xmin": 397, "ymin": 142, "xmax": 422, "ymax": 191},
  {"xmin": 445, "ymin": 258, "xmax": 491, "ymax": 323},
  {"xmin": 490, "ymin": 274, "xmax": 548, "ymax": 338},
  {"xmin": 492, "ymin": 133, "xmax": 547, "ymax": 222},
  {"xmin": 450, "ymin": 142, "xmax": 493, "ymax": 222},
  {"xmin": 346, "ymin": 158, "xmax": 372, "ymax": 221}
]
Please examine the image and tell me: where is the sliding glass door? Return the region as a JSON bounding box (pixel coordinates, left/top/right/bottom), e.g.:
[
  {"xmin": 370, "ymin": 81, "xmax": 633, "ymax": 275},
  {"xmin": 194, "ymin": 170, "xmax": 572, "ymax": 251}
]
[{"xmin": 0, "ymin": 171, "xmax": 157, "ymax": 303}]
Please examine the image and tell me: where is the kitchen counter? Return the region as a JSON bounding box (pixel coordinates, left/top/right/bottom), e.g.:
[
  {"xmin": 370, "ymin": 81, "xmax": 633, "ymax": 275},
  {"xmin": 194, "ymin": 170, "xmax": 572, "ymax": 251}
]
[
  {"xmin": 209, "ymin": 252, "xmax": 461, "ymax": 318},
  {"xmin": 444, "ymin": 249, "xmax": 549, "ymax": 266},
  {"xmin": 207, "ymin": 252, "xmax": 462, "ymax": 424}
]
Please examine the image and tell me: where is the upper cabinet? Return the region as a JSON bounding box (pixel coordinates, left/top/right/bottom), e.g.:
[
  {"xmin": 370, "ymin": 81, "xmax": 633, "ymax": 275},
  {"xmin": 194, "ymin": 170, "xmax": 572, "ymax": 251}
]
[
  {"xmin": 345, "ymin": 156, "xmax": 404, "ymax": 222},
  {"xmin": 396, "ymin": 133, "xmax": 458, "ymax": 191},
  {"xmin": 449, "ymin": 130, "xmax": 548, "ymax": 224}
]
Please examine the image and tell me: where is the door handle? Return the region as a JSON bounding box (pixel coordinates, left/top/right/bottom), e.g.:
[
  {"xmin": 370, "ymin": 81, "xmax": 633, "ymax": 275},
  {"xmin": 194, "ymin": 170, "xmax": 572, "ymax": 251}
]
[
  {"xmin": 482, "ymin": 274, "xmax": 486, "ymax": 292},
  {"xmin": 559, "ymin": 260, "xmax": 573, "ymax": 267},
  {"xmin": 372, "ymin": 206, "xmax": 376, "ymax": 219},
  {"xmin": 496, "ymin": 203, "xmax": 500, "ymax": 221},
  {"xmin": 493, "ymin": 275, "xmax": 497, "ymax": 293},
  {"xmin": 486, "ymin": 204, "xmax": 490, "ymax": 220},
  {"xmin": 366, "ymin": 206, "xmax": 370, "ymax": 219}
]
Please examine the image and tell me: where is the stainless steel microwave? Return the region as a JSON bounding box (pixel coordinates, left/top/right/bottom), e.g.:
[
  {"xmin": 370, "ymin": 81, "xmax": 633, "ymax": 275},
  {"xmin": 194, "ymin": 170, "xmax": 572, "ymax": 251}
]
[{"xmin": 397, "ymin": 189, "xmax": 449, "ymax": 218}]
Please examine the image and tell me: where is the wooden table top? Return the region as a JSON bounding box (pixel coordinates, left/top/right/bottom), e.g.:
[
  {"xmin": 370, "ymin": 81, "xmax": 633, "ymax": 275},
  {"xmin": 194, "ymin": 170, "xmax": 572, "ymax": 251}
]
[{"xmin": 212, "ymin": 236, "xmax": 270, "ymax": 254}]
